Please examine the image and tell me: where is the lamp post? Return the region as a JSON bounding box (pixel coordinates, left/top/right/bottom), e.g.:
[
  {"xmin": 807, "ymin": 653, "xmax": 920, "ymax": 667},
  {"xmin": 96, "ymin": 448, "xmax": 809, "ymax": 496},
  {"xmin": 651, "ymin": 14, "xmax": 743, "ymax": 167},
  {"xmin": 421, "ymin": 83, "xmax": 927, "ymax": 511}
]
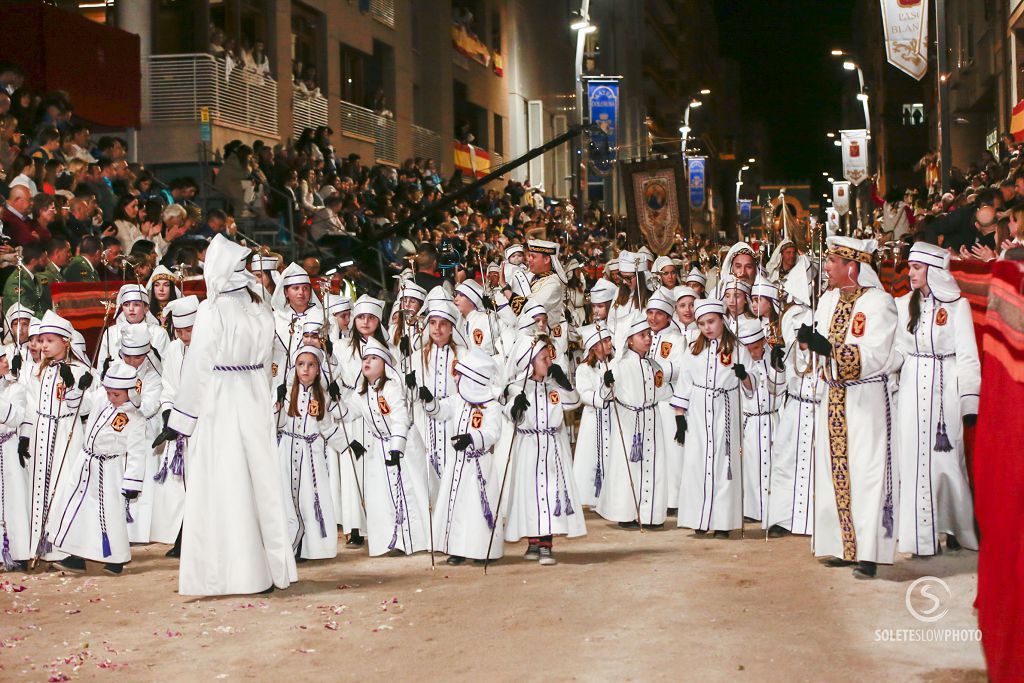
[
  {"xmin": 679, "ymin": 98, "xmax": 703, "ymax": 158},
  {"xmin": 571, "ymin": 1, "xmax": 593, "ymax": 231}
]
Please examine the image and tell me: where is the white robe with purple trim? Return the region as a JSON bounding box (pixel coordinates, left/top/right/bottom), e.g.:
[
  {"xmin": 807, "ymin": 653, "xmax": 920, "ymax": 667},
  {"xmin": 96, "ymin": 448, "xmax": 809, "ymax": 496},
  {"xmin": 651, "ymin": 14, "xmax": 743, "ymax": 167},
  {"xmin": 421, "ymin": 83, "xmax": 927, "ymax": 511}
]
[
  {"xmin": 0, "ymin": 379, "xmax": 29, "ymax": 563},
  {"xmin": 741, "ymin": 353, "xmax": 784, "ymax": 522},
  {"xmin": 572, "ymin": 363, "xmax": 613, "ymax": 507},
  {"xmin": 151, "ymin": 339, "xmax": 187, "ymax": 545},
  {"xmin": 894, "ymin": 293, "xmax": 980, "ymax": 554}
]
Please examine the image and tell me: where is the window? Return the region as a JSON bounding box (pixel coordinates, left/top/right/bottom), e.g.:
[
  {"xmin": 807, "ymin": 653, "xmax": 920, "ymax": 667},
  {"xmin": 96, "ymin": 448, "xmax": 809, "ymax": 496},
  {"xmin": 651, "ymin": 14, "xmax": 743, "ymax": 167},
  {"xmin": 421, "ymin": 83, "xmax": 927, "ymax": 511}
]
[
  {"xmin": 492, "ymin": 114, "xmax": 504, "ymax": 154},
  {"xmin": 454, "ymin": 80, "xmax": 488, "ymax": 146},
  {"xmin": 902, "ymin": 103, "xmax": 925, "ymax": 127},
  {"xmin": 490, "ymin": 6, "xmax": 502, "ymax": 51},
  {"xmin": 291, "ymin": 2, "xmax": 324, "ymax": 89},
  {"xmin": 340, "ymin": 43, "xmax": 370, "ymax": 106}
]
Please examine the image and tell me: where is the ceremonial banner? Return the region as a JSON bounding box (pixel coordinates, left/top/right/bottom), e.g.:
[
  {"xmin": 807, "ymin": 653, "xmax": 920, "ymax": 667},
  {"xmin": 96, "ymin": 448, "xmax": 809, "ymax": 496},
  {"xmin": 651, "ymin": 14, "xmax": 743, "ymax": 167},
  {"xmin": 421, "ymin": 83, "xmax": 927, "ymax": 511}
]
[
  {"xmin": 620, "ymin": 157, "xmax": 688, "ymax": 253},
  {"xmin": 687, "ymin": 157, "xmax": 706, "ymax": 210},
  {"xmin": 738, "ymin": 199, "xmax": 752, "ymax": 225},
  {"xmin": 880, "ymin": 0, "xmax": 929, "ymax": 80},
  {"xmin": 841, "ymin": 129, "xmax": 869, "ymax": 186},
  {"xmin": 833, "ymin": 181, "xmax": 851, "ymax": 215},
  {"xmin": 826, "ymin": 207, "xmax": 840, "ymax": 236},
  {"xmin": 587, "ymin": 79, "xmax": 619, "ymax": 175}
]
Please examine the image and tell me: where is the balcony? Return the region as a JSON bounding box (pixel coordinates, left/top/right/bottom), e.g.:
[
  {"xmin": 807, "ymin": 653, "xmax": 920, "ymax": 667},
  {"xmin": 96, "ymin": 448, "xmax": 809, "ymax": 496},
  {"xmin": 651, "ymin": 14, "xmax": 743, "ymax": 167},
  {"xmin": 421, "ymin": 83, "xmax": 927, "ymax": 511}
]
[
  {"xmin": 411, "ymin": 124, "xmax": 443, "ymax": 165},
  {"xmin": 339, "ymin": 100, "xmax": 397, "ymax": 166},
  {"xmin": 145, "ymin": 54, "xmax": 279, "ymax": 139},
  {"xmin": 292, "ymin": 89, "xmax": 329, "ymax": 141}
]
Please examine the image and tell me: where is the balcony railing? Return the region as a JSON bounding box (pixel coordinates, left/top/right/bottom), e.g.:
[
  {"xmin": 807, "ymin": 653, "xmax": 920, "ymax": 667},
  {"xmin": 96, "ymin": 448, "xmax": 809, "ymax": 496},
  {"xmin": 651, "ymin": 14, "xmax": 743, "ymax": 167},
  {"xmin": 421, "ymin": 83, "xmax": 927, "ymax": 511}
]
[
  {"xmin": 369, "ymin": 0, "xmax": 396, "ymax": 28},
  {"xmin": 339, "ymin": 100, "xmax": 398, "ymax": 166},
  {"xmin": 292, "ymin": 90, "xmax": 329, "ymax": 141},
  {"xmin": 146, "ymin": 53, "xmax": 279, "ymax": 138},
  {"xmin": 411, "ymin": 124, "xmax": 443, "ymax": 165}
]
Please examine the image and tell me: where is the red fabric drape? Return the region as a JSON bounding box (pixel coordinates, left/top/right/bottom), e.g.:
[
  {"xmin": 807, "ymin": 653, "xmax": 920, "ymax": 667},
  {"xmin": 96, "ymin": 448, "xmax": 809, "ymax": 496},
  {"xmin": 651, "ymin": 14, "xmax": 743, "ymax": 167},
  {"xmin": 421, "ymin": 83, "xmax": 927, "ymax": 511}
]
[{"xmin": 973, "ymin": 261, "xmax": 1024, "ymax": 683}]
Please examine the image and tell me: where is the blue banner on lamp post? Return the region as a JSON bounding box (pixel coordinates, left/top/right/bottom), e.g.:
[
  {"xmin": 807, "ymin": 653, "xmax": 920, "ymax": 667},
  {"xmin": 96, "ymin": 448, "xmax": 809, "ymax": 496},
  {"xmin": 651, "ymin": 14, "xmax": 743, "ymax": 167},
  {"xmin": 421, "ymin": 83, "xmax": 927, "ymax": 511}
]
[
  {"xmin": 587, "ymin": 80, "xmax": 619, "ymax": 174},
  {"xmin": 688, "ymin": 157, "xmax": 706, "ymax": 210}
]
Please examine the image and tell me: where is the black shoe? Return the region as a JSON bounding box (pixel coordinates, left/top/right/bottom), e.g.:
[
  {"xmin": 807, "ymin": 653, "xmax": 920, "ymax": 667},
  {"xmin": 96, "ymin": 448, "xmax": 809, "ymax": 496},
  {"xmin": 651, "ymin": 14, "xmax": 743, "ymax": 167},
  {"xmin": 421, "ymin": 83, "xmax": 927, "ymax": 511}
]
[
  {"xmin": 258, "ymin": 585, "xmax": 275, "ymax": 594},
  {"xmin": 523, "ymin": 544, "xmax": 540, "ymax": 561},
  {"xmin": 693, "ymin": 529, "xmax": 709, "ymax": 536},
  {"xmin": 55, "ymin": 556, "xmax": 86, "ymax": 573},
  {"xmin": 945, "ymin": 535, "xmax": 962, "ymax": 551},
  {"xmin": 743, "ymin": 516, "xmax": 758, "ymax": 524},
  {"xmin": 617, "ymin": 521, "xmax": 641, "ymax": 530},
  {"xmin": 852, "ymin": 561, "xmax": 877, "ymax": 580},
  {"xmin": 165, "ymin": 545, "xmax": 181, "ymax": 558},
  {"xmin": 295, "ymin": 555, "xmax": 308, "ymax": 564},
  {"xmin": 824, "ymin": 557, "xmax": 857, "ymax": 568},
  {"xmin": 472, "ymin": 559, "xmax": 488, "ymax": 566},
  {"xmin": 712, "ymin": 530, "xmax": 730, "ymax": 540},
  {"xmin": 102, "ymin": 563, "xmax": 123, "ymax": 576},
  {"xmin": 666, "ymin": 508, "xmax": 678, "ymax": 517},
  {"xmin": 642, "ymin": 523, "xmax": 665, "ymax": 530},
  {"xmin": 767, "ymin": 525, "xmax": 790, "ymax": 538},
  {"xmin": 446, "ymin": 555, "xmax": 466, "ymax": 566},
  {"xmin": 345, "ymin": 531, "xmax": 364, "ymax": 548}
]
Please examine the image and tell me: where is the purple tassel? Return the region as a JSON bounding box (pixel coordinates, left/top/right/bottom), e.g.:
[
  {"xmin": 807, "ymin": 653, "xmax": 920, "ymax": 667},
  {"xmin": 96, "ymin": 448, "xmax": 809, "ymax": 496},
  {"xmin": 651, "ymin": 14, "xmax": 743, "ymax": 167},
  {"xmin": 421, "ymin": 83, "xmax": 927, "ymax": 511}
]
[
  {"xmin": 125, "ymin": 499, "xmax": 134, "ymax": 524},
  {"xmin": 313, "ymin": 493, "xmax": 327, "ymax": 538},
  {"xmin": 564, "ymin": 490, "xmax": 574, "ymax": 516},
  {"xmin": 170, "ymin": 437, "xmax": 186, "ymax": 477},
  {"xmin": 152, "ymin": 459, "xmax": 169, "ymax": 484},
  {"xmin": 727, "ymin": 459, "xmax": 733, "ymax": 481},
  {"xmin": 473, "ymin": 457, "xmax": 495, "ymax": 529},
  {"xmin": 629, "ymin": 432, "xmax": 643, "ymax": 463},
  {"xmin": 101, "ymin": 532, "xmax": 111, "ymax": 558},
  {"xmin": 593, "ymin": 466, "xmax": 603, "ymax": 498},
  {"xmin": 934, "ymin": 421, "xmax": 953, "ymax": 453},
  {"xmin": 2, "ymin": 533, "xmax": 16, "ymax": 570},
  {"xmin": 553, "ymin": 491, "xmax": 562, "ymax": 517},
  {"xmin": 36, "ymin": 534, "xmax": 52, "ymax": 557},
  {"xmin": 884, "ymin": 497, "xmax": 892, "ymax": 540}
]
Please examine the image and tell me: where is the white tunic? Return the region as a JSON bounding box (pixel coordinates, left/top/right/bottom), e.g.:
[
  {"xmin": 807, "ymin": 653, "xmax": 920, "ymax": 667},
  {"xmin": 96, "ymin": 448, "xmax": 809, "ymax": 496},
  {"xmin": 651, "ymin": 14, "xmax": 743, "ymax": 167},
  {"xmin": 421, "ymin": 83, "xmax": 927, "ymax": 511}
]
[
  {"xmin": 276, "ymin": 384, "xmax": 349, "ymax": 560},
  {"xmin": 125, "ymin": 360, "xmax": 163, "ymax": 544},
  {"xmin": 412, "ymin": 342, "xmax": 459, "ymax": 496},
  {"xmin": 742, "ymin": 355, "xmax": 784, "ymax": 522},
  {"xmin": 503, "ymin": 378, "xmax": 587, "ymax": 540},
  {"xmin": 151, "ymin": 339, "xmax": 187, "ymax": 544},
  {"xmin": 647, "ymin": 326, "xmax": 687, "ymax": 508},
  {"xmin": 331, "ymin": 336, "xmax": 369, "ymax": 531},
  {"xmin": 428, "ymin": 395, "xmax": 504, "ymax": 559},
  {"xmin": 812, "ymin": 287, "xmax": 900, "ymax": 564},
  {"xmin": 596, "ymin": 351, "xmax": 673, "ymax": 525},
  {"xmin": 344, "ymin": 380, "xmax": 431, "ymax": 557},
  {"xmin": 48, "ymin": 398, "xmax": 147, "ymax": 564},
  {"xmin": 894, "ymin": 293, "xmax": 980, "ymax": 554},
  {"xmin": 168, "ymin": 290, "xmax": 298, "ymax": 596},
  {"xmin": 674, "ymin": 340, "xmax": 753, "ymax": 532},
  {"xmin": 572, "ymin": 363, "xmax": 613, "ymax": 506},
  {"xmin": 0, "ymin": 380, "xmax": 29, "ymax": 563}
]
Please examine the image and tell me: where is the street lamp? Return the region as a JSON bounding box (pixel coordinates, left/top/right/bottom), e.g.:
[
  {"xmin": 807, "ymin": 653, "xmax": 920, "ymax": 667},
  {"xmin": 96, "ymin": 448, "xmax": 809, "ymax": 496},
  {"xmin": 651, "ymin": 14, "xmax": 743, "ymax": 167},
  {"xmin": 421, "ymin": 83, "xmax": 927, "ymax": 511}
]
[
  {"xmin": 679, "ymin": 99, "xmax": 703, "ymax": 156},
  {"xmin": 826, "ymin": 132, "xmax": 836, "ymax": 138},
  {"xmin": 822, "ymin": 171, "xmax": 829, "ymax": 176},
  {"xmin": 699, "ymin": 88, "xmax": 711, "ymax": 95},
  {"xmin": 833, "ymin": 52, "xmax": 870, "ymax": 130},
  {"xmin": 572, "ymin": 0, "xmax": 593, "ymax": 231}
]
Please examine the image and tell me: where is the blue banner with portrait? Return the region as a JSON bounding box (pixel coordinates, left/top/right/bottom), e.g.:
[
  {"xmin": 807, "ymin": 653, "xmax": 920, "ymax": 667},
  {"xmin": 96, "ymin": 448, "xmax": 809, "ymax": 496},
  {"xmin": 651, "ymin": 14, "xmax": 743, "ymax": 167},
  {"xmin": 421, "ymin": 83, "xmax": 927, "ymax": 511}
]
[
  {"xmin": 739, "ymin": 199, "xmax": 752, "ymax": 224},
  {"xmin": 587, "ymin": 80, "xmax": 619, "ymax": 174},
  {"xmin": 687, "ymin": 157, "xmax": 706, "ymax": 210}
]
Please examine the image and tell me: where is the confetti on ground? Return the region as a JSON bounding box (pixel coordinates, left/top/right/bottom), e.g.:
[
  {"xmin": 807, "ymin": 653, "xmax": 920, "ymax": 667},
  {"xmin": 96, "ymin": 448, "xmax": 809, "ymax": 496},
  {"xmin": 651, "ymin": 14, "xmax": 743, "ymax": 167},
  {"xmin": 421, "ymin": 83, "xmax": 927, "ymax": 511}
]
[{"xmin": 0, "ymin": 580, "xmax": 27, "ymax": 593}]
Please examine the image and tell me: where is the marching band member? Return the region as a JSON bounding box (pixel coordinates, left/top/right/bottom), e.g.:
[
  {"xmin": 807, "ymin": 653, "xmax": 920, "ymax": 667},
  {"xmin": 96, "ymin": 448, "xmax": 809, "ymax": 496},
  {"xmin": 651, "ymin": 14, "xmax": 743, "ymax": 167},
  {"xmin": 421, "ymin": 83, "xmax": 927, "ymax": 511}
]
[
  {"xmin": 98, "ymin": 284, "xmax": 171, "ymax": 373},
  {"xmin": 328, "ymin": 296, "xmax": 353, "ymax": 342},
  {"xmin": 504, "ymin": 334, "xmax": 585, "ymax": 565},
  {"xmin": 588, "ymin": 278, "xmax": 617, "ymax": 327},
  {"xmin": 454, "ymin": 279, "xmax": 502, "ymax": 357},
  {"xmin": 673, "ymin": 286, "xmax": 699, "ymax": 343},
  {"xmin": 0, "ymin": 348, "xmax": 28, "ymax": 569},
  {"xmin": 572, "ymin": 324, "xmax": 615, "ymax": 506},
  {"xmin": 652, "ymin": 256, "xmax": 679, "ymax": 293},
  {"xmin": 47, "ymin": 361, "xmax": 147, "ymax": 575},
  {"xmin": 894, "ymin": 242, "xmax": 980, "ymax": 556},
  {"xmin": 645, "ymin": 293, "xmax": 688, "ymax": 514},
  {"xmin": 720, "ymin": 276, "xmax": 755, "ymax": 324},
  {"xmin": 271, "ymin": 264, "xmax": 323, "ymax": 389},
  {"xmin": 684, "ymin": 269, "xmax": 707, "ymax": 298},
  {"xmin": 673, "ymin": 300, "xmax": 753, "ymax": 538}
]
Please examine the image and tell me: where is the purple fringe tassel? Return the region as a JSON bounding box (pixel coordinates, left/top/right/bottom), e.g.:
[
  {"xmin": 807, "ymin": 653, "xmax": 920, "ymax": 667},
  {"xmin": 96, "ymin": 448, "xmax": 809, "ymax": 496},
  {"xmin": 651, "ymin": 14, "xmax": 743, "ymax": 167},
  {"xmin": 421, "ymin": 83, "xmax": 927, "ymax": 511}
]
[
  {"xmin": 564, "ymin": 489, "xmax": 574, "ymax": 516},
  {"xmin": 472, "ymin": 456, "xmax": 495, "ymax": 530},
  {"xmin": 313, "ymin": 493, "xmax": 327, "ymax": 538},
  {"xmin": 36, "ymin": 534, "xmax": 52, "ymax": 557},
  {"xmin": 152, "ymin": 459, "xmax": 169, "ymax": 484},
  {"xmin": 125, "ymin": 499, "xmax": 134, "ymax": 524},
  {"xmin": 170, "ymin": 436, "xmax": 186, "ymax": 477},
  {"xmin": 2, "ymin": 533, "xmax": 16, "ymax": 570},
  {"xmin": 101, "ymin": 532, "xmax": 111, "ymax": 558},
  {"xmin": 553, "ymin": 491, "xmax": 562, "ymax": 517},
  {"xmin": 934, "ymin": 421, "xmax": 953, "ymax": 453},
  {"xmin": 629, "ymin": 432, "xmax": 643, "ymax": 463},
  {"xmin": 882, "ymin": 495, "xmax": 894, "ymax": 538}
]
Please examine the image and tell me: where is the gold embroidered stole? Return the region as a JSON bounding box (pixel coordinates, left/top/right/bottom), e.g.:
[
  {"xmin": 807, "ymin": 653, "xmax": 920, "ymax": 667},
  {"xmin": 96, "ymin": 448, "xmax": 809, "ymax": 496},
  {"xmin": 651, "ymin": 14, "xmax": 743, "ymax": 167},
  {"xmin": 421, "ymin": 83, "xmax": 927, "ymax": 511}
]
[{"xmin": 825, "ymin": 288, "xmax": 865, "ymax": 561}]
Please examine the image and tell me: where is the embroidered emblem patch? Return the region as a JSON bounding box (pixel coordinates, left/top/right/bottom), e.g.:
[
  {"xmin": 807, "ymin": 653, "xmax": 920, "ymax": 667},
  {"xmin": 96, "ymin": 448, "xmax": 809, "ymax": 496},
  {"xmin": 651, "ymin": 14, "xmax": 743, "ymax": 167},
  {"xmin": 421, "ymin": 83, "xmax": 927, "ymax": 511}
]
[
  {"xmin": 135, "ymin": 379, "xmax": 143, "ymax": 394},
  {"xmin": 553, "ymin": 324, "xmax": 562, "ymax": 338},
  {"xmin": 936, "ymin": 308, "xmax": 948, "ymax": 326},
  {"xmin": 654, "ymin": 370, "xmax": 664, "ymax": 388},
  {"xmin": 549, "ymin": 390, "xmax": 560, "ymax": 405},
  {"xmin": 308, "ymin": 398, "xmax": 321, "ymax": 417},
  {"xmin": 473, "ymin": 328, "xmax": 484, "ymax": 345},
  {"xmin": 56, "ymin": 382, "xmax": 66, "ymax": 401},
  {"xmin": 851, "ymin": 312, "xmax": 866, "ymax": 338},
  {"xmin": 378, "ymin": 396, "xmax": 391, "ymax": 415},
  {"xmin": 720, "ymin": 351, "xmax": 732, "ymax": 367},
  {"xmin": 471, "ymin": 409, "xmax": 483, "ymax": 429},
  {"xmin": 451, "ymin": 358, "xmax": 458, "ymax": 377},
  {"xmin": 548, "ymin": 346, "xmax": 557, "ymax": 360},
  {"xmin": 660, "ymin": 341, "xmax": 673, "ymax": 358},
  {"xmin": 272, "ymin": 363, "xmax": 279, "ymax": 377},
  {"xmin": 111, "ymin": 412, "xmax": 129, "ymax": 432}
]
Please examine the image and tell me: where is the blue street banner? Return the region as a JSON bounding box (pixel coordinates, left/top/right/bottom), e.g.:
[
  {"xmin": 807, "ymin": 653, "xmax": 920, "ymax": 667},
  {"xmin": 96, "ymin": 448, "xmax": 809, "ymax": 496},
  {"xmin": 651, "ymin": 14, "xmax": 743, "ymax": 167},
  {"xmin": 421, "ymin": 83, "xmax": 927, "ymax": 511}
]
[
  {"xmin": 688, "ymin": 157, "xmax": 706, "ymax": 210},
  {"xmin": 739, "ymin": 199, "xmax": 752, "ymax": 224},
  {"xmin": 587, "ymin": 80, "xmax": 619, "ymax": 174}
]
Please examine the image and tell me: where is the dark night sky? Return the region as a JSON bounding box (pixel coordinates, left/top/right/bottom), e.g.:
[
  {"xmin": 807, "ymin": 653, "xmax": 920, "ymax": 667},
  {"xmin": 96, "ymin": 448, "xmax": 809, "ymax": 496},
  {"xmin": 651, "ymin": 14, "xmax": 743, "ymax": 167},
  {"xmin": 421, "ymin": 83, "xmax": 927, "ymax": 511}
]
[{"xmin": 713, "ymin": 0, "xmax": 855, "ymax": 182}]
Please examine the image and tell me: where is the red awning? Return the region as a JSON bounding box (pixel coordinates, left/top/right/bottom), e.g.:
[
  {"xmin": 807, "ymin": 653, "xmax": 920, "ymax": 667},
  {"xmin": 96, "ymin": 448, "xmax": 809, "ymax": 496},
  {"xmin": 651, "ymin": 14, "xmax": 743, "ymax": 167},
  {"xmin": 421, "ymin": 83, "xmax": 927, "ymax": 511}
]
[{"xmin": 0, "ymin": 3, "xmax": 140, "ymax": 128}]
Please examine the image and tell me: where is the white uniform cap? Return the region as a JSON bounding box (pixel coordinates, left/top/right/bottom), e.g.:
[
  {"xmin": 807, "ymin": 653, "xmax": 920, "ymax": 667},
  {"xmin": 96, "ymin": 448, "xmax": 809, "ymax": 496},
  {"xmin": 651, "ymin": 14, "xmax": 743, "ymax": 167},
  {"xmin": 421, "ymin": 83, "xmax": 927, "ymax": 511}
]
[
  {"xmin": 398, "ymin": 280, "xmax": 427, "ymax": 302},
  {"xmin": 685, "ymin": 269, "xmax": 707, "ymax": 287},
  {"xmin": 290, "ymin": 344, "xmax": 325, "ymax": 368},
  {"xmin": 38, "ymin": 310, "xmax": 74, "ymax": 339},
  {"xmin": 579, "ymin": 323, "xmax": 613, "ymax": 355},
  {"xmin": 102, "ymin": 360, "xmax": 137, "ymax": 390},
  {"xmin": 673, "ymin": 286, "xmax": 699, "ymax": 301},
  {"xmin": 653, "ymin": 256, "xmax": 675, "ymax": 273},
  {"xmin": 280, "ymin": 263, "xmax": 312, "ymax": 289},
  {"xmin": 737, "ymin": 318, "xmax": 766, "ymax": 344},
  {"xmin": 589, "ymin": 278, "xmax": 617, "ymax": 305},
  {"xmin": 693, "ymin": 298, "xmax": 726, "ymax": 321},
  {"xmin": 646, "ymin": 293, "xmax": 676, "ymax": 317},
  {"xmin": 455, "ymin": 279, "xmax": 485, "ymax": 310},
  {"xmin": 361, "ymin": 336, "xmax": 395, "ymax": 365},
  {"xmin": 119, "ymin": 323, "xmax": 152, "ymax": 356},
  {"xmin": 329, "ymin": 296, "xmax": 353, "ymax": 314},
  {"xmin": 164, "ymin": 295, "xmax": 200, "ymax": 328},
  {"xmin": 353, "ymin": 294, "xmax": 385, "ymax": 320},
  {"xmin": 117, "ymin": 283, "xmax": 149, "ymax": 307}
]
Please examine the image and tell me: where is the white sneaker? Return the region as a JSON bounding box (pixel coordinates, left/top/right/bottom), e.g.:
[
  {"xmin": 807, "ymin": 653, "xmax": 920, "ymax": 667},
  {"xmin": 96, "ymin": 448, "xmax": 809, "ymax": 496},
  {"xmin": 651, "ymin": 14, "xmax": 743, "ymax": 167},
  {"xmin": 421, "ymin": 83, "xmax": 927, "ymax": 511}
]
[
  {"xmin": 523, "ymin": 543, "xmax": 540, "ymax": 561},
  {"xmin": 538, "ymin": 547, "xmax": 557, "ymax": 565}
]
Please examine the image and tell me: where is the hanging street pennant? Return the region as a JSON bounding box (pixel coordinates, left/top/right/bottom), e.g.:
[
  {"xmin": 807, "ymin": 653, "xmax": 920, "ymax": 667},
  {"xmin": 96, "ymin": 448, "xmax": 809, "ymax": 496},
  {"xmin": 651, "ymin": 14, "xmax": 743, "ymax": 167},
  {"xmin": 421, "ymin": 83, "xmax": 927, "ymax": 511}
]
[
  {"xmin": 833, "ymin": 181, "xmax": 851, "ymax": 216},
  {"xmin": 841, "ymin": 129, "xmax": 869, "ymax": 186},
  {"xmin": 688, "ymin": 157, "xmax": 706, "ymax": 210},
  {"xmin": 587, "ymin": 79, "xmax": 619, "ymax": 175},
  {"xmin": 880, "ymin": 0, "xmax": 929, "ymax": 81}
]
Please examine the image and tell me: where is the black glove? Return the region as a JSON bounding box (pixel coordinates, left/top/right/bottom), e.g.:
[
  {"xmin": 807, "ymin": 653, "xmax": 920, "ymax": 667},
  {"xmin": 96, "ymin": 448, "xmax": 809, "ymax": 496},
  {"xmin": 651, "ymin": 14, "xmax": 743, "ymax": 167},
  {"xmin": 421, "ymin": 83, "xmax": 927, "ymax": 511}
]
[
  {"xmin": 161, "ymin": 409, "xmax": 170, "ymax": 427},
  {"xmin": 122, "ymin": 490, "xmax": 140, "ymax": 501},
  {"xmin": 797, "ymin": 324, "xmax": 813, "ymax": 345},
  {"xmin": 385, "ymin": 450, "xmax": 403, "ymax": 468},
  {"xmin": 324, "ymin": 338, "xmax": 334, "ymax": 356},
  {"xmin": 349, "ymin": 440, "xmax": 366, "ymax": 460},
  {"xmin": 603, "ymin": 369, "xmax": 615, "ymax": 387},
  {"xmin": 963, "ymin": 414, "xmax": 978, "ymax": 427},
  {"xmin": 405, "ymin": 371, "xmax": 417, "ymax": 390},
  {"xmin": 58, "ymin": 363, "xmax": 74, "ymax": 388},
  {"xmin": 481, "ymin": 295, "xmax": 494, "ymax": 311},
  {"xmin": 511, "ymin": 392, "xmax": 530, "ymax": 424},
  {"xmin": 152, "ymin": 426, "xmax": 180, "ymax": 449},
  {"xmin": 770, "ymin": 345, "xmax": 786, "ymax": 373},
  {"xmin": 733, "ymin": 363, "xmax": 748, "ymax": 382},
  {"xmin": 276, "ymin": 383, "xmax": 287, "ymax": 405},
  {"xmin": 77, "ymin": 373, "xmax": 93, "ymax": 391},
  {"xmin": 418, "ymin": 386, "xmax": 434, "ymax": 403},
  {"xmin": 101, "ymin": 356, "xmax": 111, "ymax": 379},
  {"xmin": 17, "ymin": 436, "xmax": 30, "ymax": 468},
  {"xmin": 327, "ymin": 380, "xmax": 341, "ymax": 402},
  {"xmin": 799, "ymin": 324, "xmax": 832, "ymax": 356},
  {"xmin": 399, "ymin": 336, "xmax": 411, "ymax": 357},
  {"xmin": 548, "ymin": 364, "xmax": 572, "ymax": 390},
  {"xmin": 451, "ymin": 433, "xmax": 473, "ymax": 451},
  {"xmin": 10, "ymin": 353, "xmax": 21, "ymax": 377},
  {"xmin": 674, "ymin": 414, "xmax": 687, "ymax": 445}
]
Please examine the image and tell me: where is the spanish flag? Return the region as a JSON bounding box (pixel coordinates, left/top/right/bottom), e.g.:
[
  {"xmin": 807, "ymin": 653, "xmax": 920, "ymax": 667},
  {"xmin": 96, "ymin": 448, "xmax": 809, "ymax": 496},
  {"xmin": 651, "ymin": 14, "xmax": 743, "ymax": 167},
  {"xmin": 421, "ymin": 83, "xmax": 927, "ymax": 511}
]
[{"xmin": 1012, "ymin": 99, "xmax": 1024, "ymax": 142}]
